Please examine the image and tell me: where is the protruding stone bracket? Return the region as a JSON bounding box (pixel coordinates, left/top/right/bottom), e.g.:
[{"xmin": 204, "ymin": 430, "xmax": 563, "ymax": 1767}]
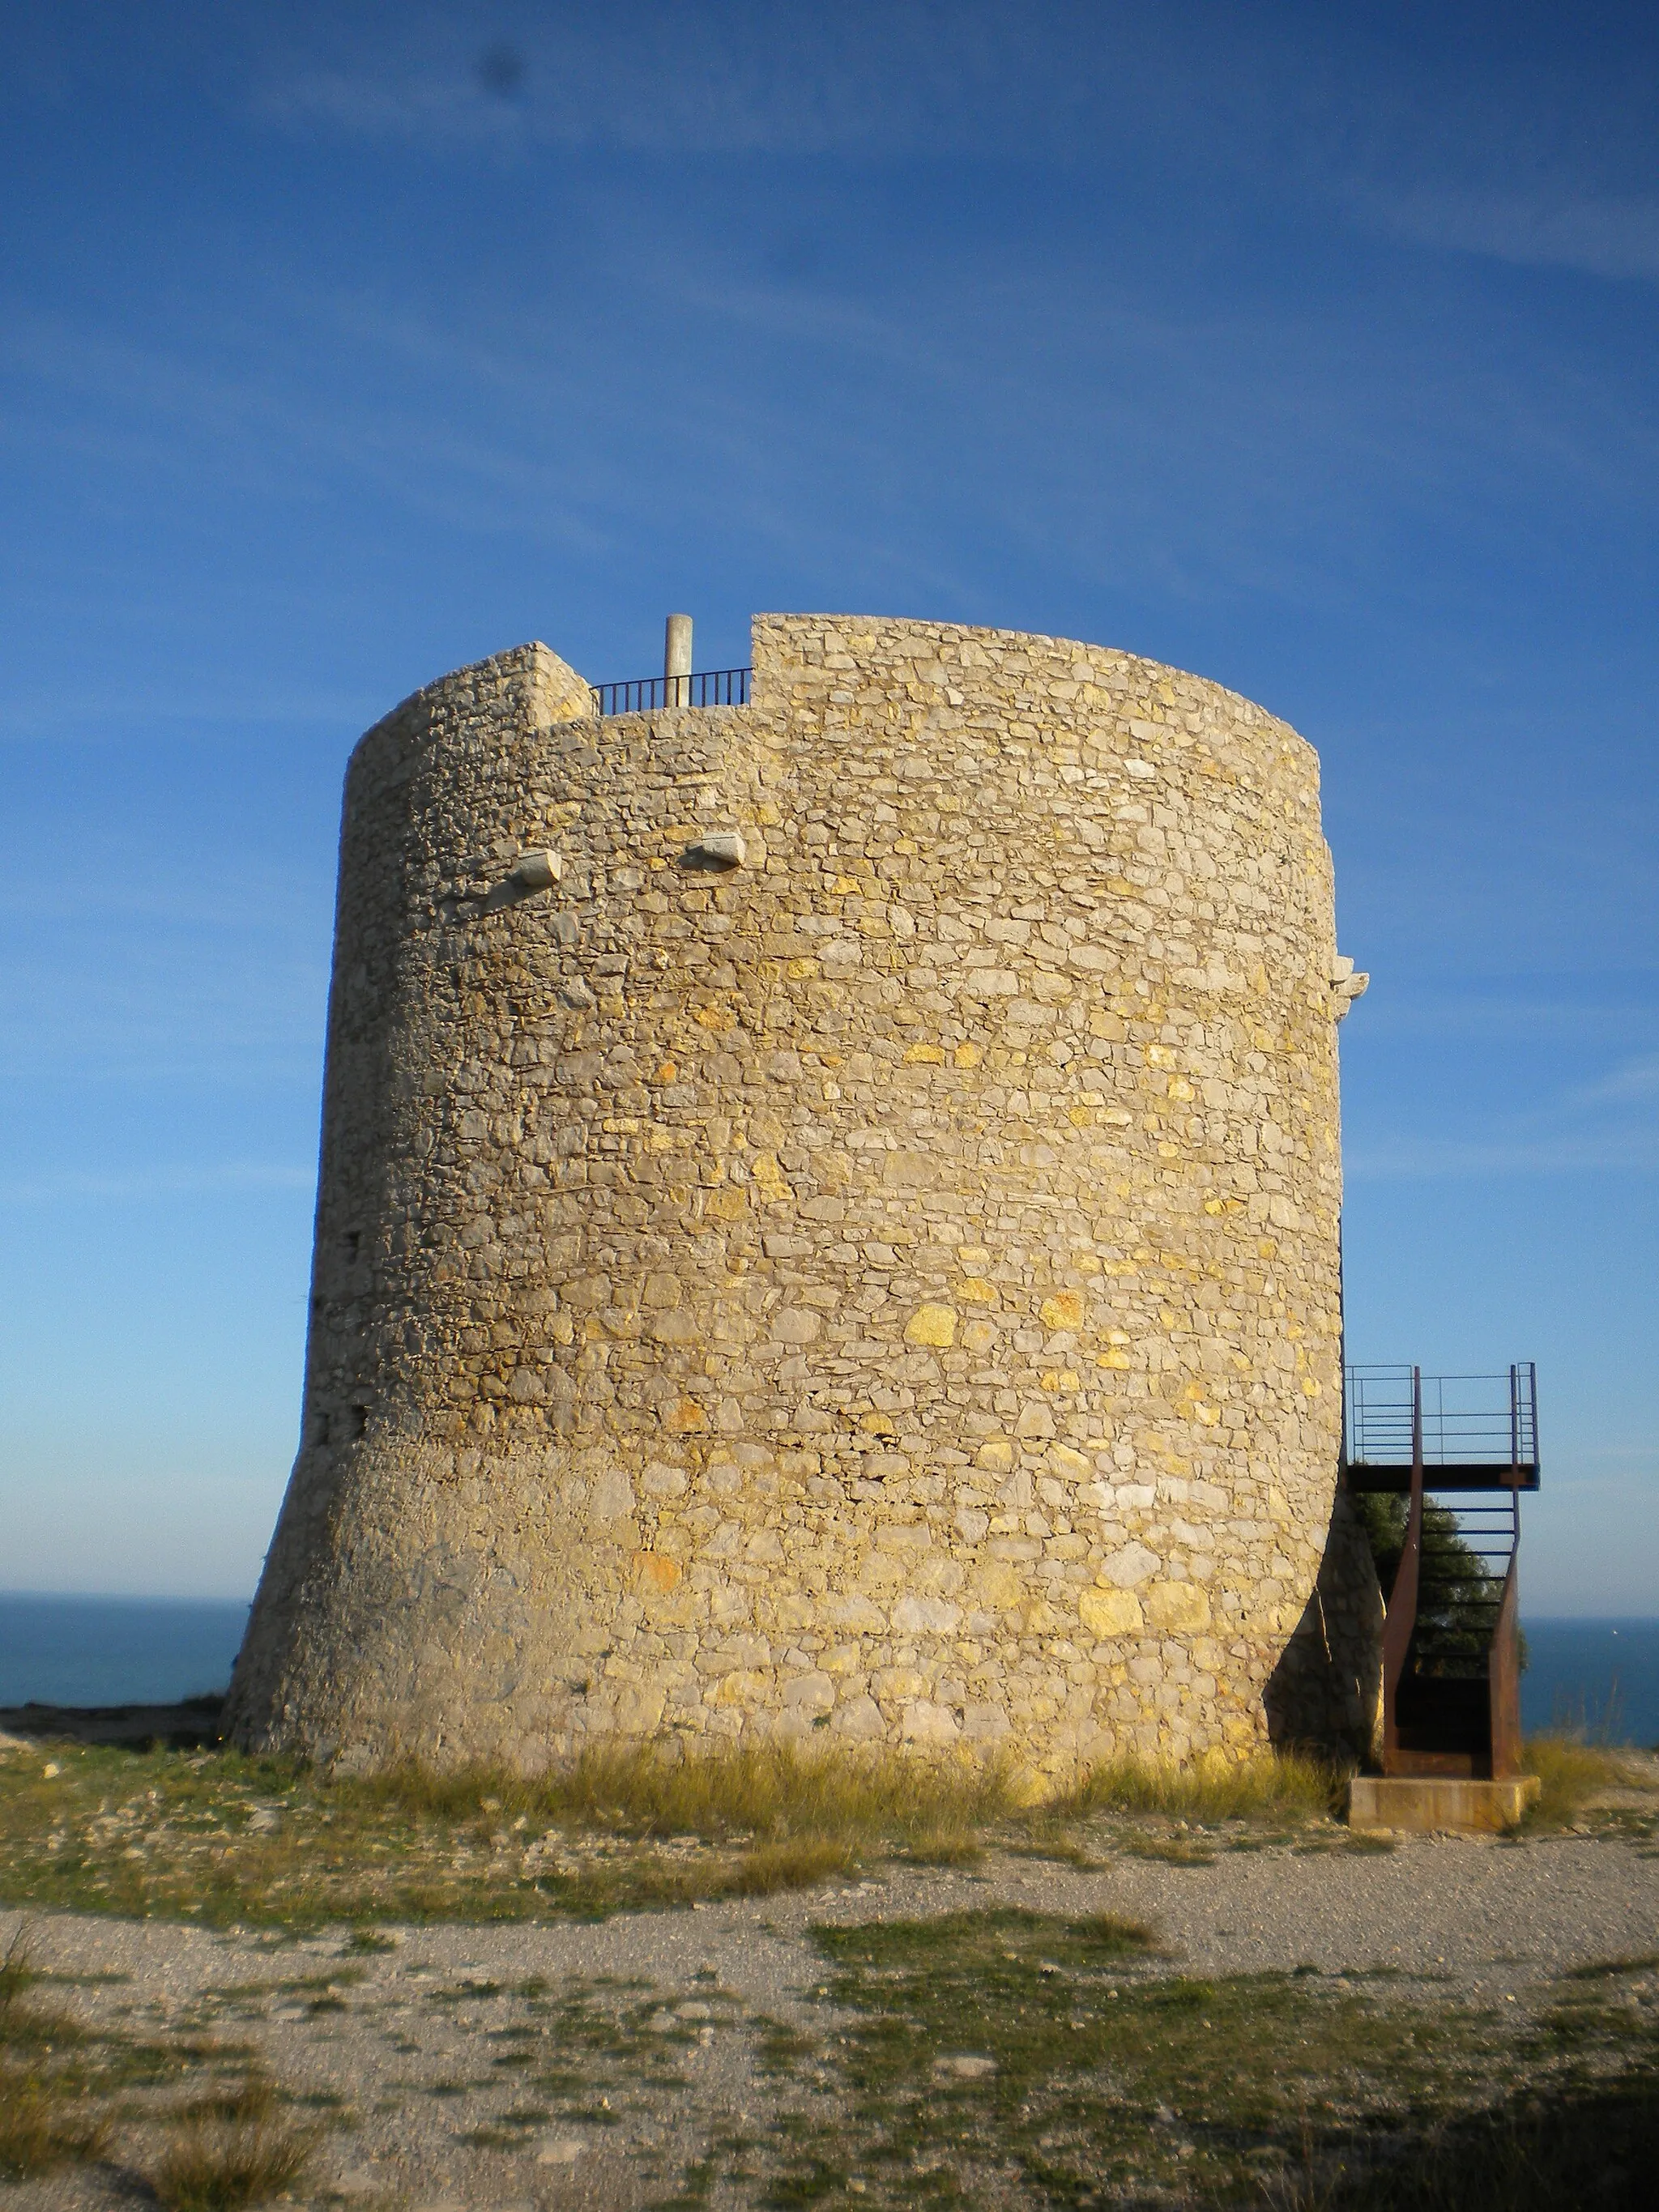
[
  {"xmin": 511, "ymin": 849, "xmax": 564, "ymax": 893},
  {"xmin": 1331, "ymin": 955, "xmax": 1369, "ymax": 1019},
  {"xmin": 680, "ymin": 830, "xmax": 747, "ymax": 872},
  {"xmin": 476, "ymin": 848, "xmax": 565, "ymax": 914}
]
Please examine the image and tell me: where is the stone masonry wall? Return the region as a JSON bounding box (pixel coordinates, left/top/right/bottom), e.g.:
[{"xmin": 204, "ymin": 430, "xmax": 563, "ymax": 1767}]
[{"xmin": 227, "ymin": 616, "xmax": 1376, "ymax": 1776}]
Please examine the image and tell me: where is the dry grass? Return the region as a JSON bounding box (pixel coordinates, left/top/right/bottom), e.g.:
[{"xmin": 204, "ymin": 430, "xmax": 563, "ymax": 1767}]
[
  {"xmin": 1520, "ymin": 1735, "xmax": 1636, "ymax": 1830},
  {"xmin": 0, "ymin": 2062, "xmax": 113, "ymax": 2180},
  {"xmin": 0, "ymin": 1923, "xmax": 84, "ymax": 2055},
  {"xmin": 1320, "ymin": 2074, "xmax": 1659, "ymax": 2209},
  {"xmin": 339, "ymin": 1740, "xmax": 1021, "ymax": 1904},
  {"xmin": 348, "ymin": 1735, "xmax": 1018, "ymax": 1848},
  {"xmin": 687, "ymin": 1834, "xmax": 858, "ymax": 1894},
  {"xmin": 0, "ymin": 1735, "xmax": 1367, "ymax": 1929},
  {"xmin": 0, "ymin": 1929, "xmax": 111, "ymax": 2179},
  {"xmin": 1043, "ymin": 1745, "xmax": 1342, "ymax": 1826},
  {"xmin": 351, "ymin": 1739, "xmax": 1340, "ymax": 1875},
  {"xmin": 147, "ymin": 2076, "xmax": 318, "ymax": 2212},
  {"xmin": 0, "ymin": 1922, "xmax": 45, "ymax": 2017},
  {"xmin": 547, "ymin": 1832, "xmax": 864, "ymax": 1914}
]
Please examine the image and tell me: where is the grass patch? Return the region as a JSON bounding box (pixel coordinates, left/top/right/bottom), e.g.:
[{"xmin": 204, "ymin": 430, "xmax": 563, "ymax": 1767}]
[
  {"xmin": 1317, "ymin": 2073, "xmax": 1659, "ymax": 2209},
  {"xmin": 1043, "ymin": 1745, "xmax": 1343, "ymax": 1826},
  {"xmin": 0, "ymin": 2061, "xmax": 113, "ymax": 2180},
  {"xmin": 1, "ymin": 1733, "xmax": 1532, "ymax": 1930},
  {"xmin": 747, "ymin": 1906, "xmax": 1521, "ymax": 2206},
  {"xmin": 147, "ymin": 2075, "xmax": 318, "ymax": 2211},
  {"xmin": 343, "ymin": 1927, "xmax": 398, "ymax": 1954},
  {"xmin": 0, "ymin": 1738, "xmax": 1011, "ymax": 1927},
  {"xmin": 1519, "ymin": 1736, "xmax": 1636, "ymax": 1830},
  {"xmin": 821, "ymin": 1902, "xmax": 1157, "ymax": 1973},
  {"xmin": 1119, "ymin": 1833, "xmax": 1220, "ymax": 1865},
  {"xmin": 1516, "ymin": 1956, "xmax": 1659, "ymax": 2067},
  {"xmin": 0, "ymin": 1929, "xmax": 111, "ymax": 2178},
  {"xmin": 732, "ymin": 1907, "xmax": 1659, "ymax": 2208},
  {"xmin": 1563, "ymin": 1954, "xmax": 1659, "ymax": 1981}
]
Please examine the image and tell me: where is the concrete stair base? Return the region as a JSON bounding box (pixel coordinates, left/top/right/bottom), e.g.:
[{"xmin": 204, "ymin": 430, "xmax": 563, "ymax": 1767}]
[{"xmin": 1348, "ymin": 1774, "xmax": 1542, "ymax": 1834}]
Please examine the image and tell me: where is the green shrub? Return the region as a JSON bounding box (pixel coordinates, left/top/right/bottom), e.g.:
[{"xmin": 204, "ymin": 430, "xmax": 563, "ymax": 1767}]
[{"xmin": 1353, "ymin": 1492, "xmax": 1524, "ymax": 1672}]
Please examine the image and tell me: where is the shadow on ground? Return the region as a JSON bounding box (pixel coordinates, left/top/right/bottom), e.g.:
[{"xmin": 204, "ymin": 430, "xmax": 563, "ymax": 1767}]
[
  {"xmin": 0, "ymin": 1695, "xmax": 224, "ymax": 1750},
  {"xmin": 1323, "ymin": 2070, "xmax": 1659, "ymax": 2210}
]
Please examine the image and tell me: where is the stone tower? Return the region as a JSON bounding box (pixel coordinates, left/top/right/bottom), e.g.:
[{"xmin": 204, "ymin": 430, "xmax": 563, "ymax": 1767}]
[{"xmin": 227, "ymin": 615, "xmax": 1379, "ymax": 1775}]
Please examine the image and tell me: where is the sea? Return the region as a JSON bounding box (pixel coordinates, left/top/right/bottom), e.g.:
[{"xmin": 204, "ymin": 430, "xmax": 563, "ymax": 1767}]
[
  {"xmin": 0, "ymin": 1594, "xmax": 249, "ymax": 1710},
  {"xmin": 1, "ymin": 1595, "xmax": 1657, "ymax": 1745}
]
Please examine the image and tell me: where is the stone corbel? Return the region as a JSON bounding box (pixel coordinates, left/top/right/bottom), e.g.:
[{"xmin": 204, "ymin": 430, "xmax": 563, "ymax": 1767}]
[
  {"xmin": 510, "ymin": 849, "xmax": 564, "ymax": 893},
  {"xmin": 1331, "ymin": 955, "xmax": 1370, "ymax": 1019},
  {"xmin": 473, "ymin": 848, "xmax": 565, "ymax": 914},
  {"xmin": 680, "ymin": 831, "xmax": 747, "ymax": 872}
]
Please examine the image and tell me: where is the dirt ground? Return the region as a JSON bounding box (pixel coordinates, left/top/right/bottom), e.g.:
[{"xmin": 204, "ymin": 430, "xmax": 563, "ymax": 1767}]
[{"xmin": 6, "ymin": 1811, "xmax": 1659, "ymax": 2211}]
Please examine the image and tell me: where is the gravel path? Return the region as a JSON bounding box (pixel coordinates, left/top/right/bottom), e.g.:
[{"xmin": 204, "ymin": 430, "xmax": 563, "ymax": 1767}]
[{"xmin": 6, "ymin": 1826, "xmax": 1658, "ymax": 2210}]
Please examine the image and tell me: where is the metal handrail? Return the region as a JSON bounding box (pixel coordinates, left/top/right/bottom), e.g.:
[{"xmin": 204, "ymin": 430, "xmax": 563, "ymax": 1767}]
[
  {"xmin": 1345, "ymin": 1364, "xmax": 1537, "ymax": 1471},
  {"xmin": 590, "ymin": 667, "xmax": 751, "ymax": 718}
]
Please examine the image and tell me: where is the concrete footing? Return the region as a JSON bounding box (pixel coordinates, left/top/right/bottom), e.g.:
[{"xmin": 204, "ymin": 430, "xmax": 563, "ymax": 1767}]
[{"xmin": 1348, "ymin": 1774, "xmax": 1541, "ymax": 1834}]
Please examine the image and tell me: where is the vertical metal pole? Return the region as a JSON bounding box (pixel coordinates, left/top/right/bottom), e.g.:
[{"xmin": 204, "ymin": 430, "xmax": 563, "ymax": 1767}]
[
  {"xmin": 1510, "ymin": 1365, "xmax": 1520, "ymax": 1477},
  {"xmin": 1411, "ymin": 1363, "xmax": 1422, "ymax": 1483},
  {"xmin": 664, "ymin": 614, "xmax": 693, "ymax": 708},
  {"xmin": 1529, "ymin": 1362, "xmax": 1538, "ymax": 1468}
]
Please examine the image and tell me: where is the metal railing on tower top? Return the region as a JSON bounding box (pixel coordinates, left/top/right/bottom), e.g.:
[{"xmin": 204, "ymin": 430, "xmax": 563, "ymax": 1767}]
[{"xmin": 590, "ymin": 667, "xmax": 751, "ymax": 718}]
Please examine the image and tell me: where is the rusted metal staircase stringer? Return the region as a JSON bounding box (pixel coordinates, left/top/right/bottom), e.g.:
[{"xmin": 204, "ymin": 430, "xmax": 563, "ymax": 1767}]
[
  {"xmin": 1487, "ymin": 1365, "xmax": 1527, "ymax": 1780},
  {"xmin": 1380, "ymin": 1366, "xmax": 1424, "ymax": 1775}
]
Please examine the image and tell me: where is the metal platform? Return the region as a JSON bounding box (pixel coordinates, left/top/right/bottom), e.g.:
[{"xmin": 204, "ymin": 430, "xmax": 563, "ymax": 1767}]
[{"xmin": 1343, "ymin": 1363, "xmax": 1539, "ymax": 1492}]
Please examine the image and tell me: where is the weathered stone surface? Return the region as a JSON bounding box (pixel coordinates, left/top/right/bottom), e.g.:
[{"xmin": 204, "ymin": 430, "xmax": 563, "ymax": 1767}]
[
  {"xmin": 226, "ymin": 615, "xmax": 1379, "ymax": 1776},
  {"xmin": 1079, "ymin": 1588, "xmax": 1144, "ymax": 1636}
]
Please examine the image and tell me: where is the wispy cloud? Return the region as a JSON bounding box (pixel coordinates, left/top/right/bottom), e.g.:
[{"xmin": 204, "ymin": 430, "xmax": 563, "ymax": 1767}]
[
  {"xmin": 6, "ymin": 142, "xmax": 1657, "ymax": 687},
  {"xmin": 1570, "ymin": 1054, "xmax": 1659, "ymax": 1107},
  {"xmin": 0, "ymin": 1163, "xmax": 313, "ymax": 1205},
  {"xmin": 254, "ymin": 1, "xmax": 1153, "ymax": 161},
  {"xmin": 0, "ymin": 923, "xmax": 326, "ymax": 1086},
  {"xmin": 1347, "ymin": 1026, "xmax": 1659, "ymax": 1179},
  {"xmin": 1358, "ymin": 187, "xmax": 1659, "ymax": 286},
  {"xmin": 0, "ymin": 683, "xmax": 374, "ymax": 744},
  {"xmin": 1347, "ymin": 1131, "xmax": 1659, "ymax": 1180},
  {"xmin": 249, "ymin": 4, "xmax": 1659, "ymax": 297}
]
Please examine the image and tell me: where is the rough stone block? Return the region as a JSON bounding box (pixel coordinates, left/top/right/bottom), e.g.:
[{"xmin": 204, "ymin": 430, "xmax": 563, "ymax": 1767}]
[
  {"xmin": 1079, "ymin": 1588, "xmax": 1144, "ymax": 1636},
  {"xmin": 1347, "ymin": 1775, "xmax": 1542, "ymax": 1835}
]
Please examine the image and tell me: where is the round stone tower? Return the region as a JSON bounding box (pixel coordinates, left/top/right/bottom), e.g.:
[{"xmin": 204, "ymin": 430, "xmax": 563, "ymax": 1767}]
[{"xmin": 228, "ymin": 615, "xmax": 1378, "ymax": 1775}]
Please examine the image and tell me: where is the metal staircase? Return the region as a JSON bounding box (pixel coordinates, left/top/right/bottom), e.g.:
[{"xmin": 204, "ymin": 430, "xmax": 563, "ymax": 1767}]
[{"xmin": 1344, "ymin": 1365, "xmax": 1539, "ymax": 1780}]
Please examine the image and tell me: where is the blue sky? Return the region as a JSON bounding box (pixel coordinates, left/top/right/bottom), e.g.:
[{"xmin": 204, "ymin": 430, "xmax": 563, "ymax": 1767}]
[{"xmin": 1, "ymin": 1, "xmax": 1654, "ymax": 1610}]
